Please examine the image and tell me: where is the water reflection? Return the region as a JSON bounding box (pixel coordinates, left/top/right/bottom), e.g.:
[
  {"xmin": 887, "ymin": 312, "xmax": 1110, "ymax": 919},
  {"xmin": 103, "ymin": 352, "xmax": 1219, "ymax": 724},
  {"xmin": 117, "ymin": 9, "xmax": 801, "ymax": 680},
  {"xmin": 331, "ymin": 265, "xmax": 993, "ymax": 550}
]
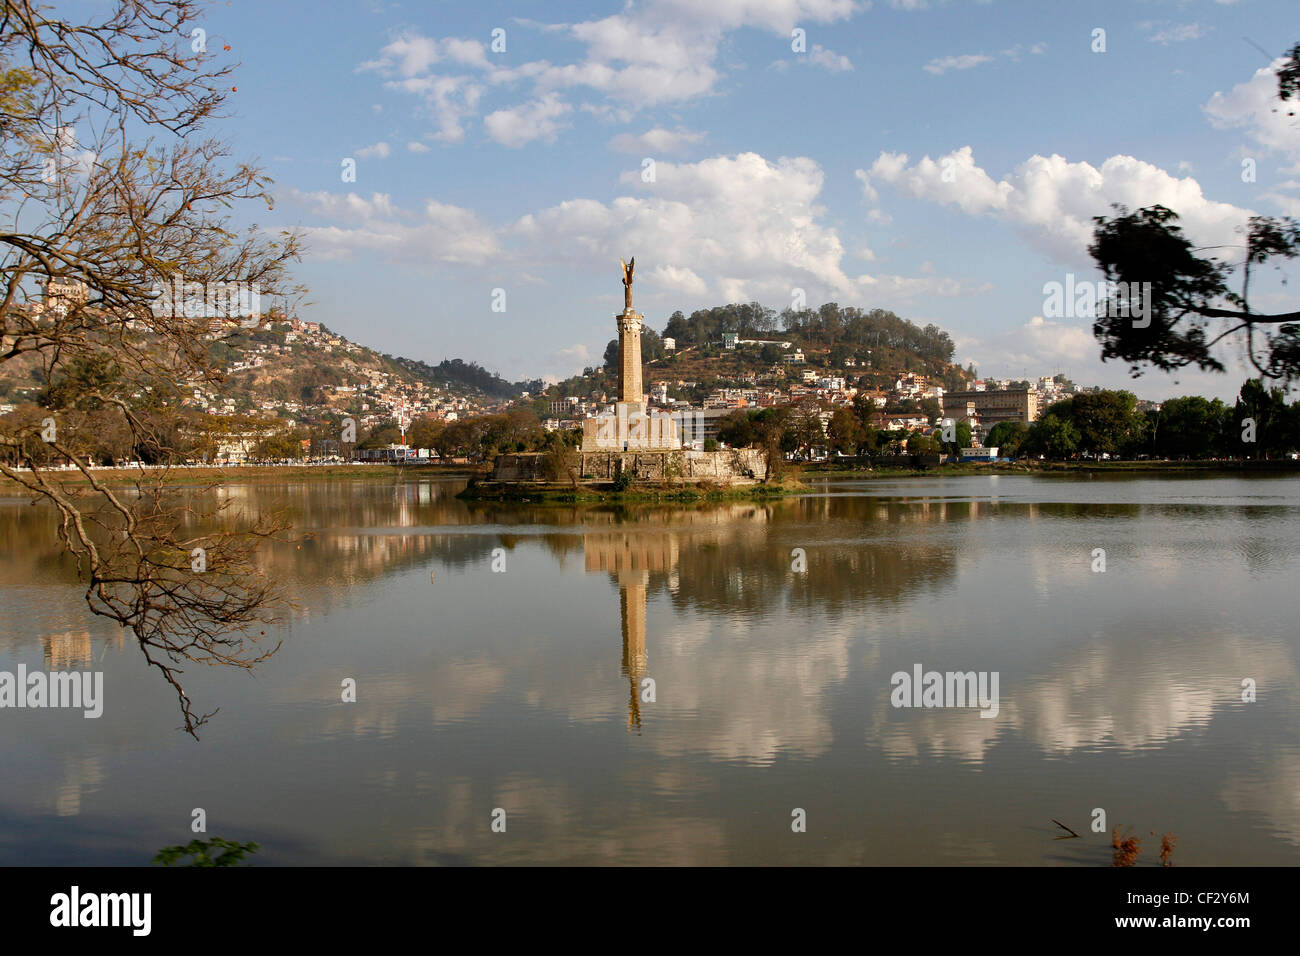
[{"xmin": 1, "ymin": 475, "xmax": 1298, "ymax": 864}]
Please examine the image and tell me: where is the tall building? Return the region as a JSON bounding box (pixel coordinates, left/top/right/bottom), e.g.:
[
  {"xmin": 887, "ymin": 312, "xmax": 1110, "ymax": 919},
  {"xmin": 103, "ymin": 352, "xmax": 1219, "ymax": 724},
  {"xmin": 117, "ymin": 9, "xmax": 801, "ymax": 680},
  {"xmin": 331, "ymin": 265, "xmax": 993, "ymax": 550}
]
[
  {"xmin": 942, "ymin": 388, "xmax": 1038, "ymax": 425},
  {"xmin": 40, "ymin": 277, "xmax": 89, "ymax": 319}
]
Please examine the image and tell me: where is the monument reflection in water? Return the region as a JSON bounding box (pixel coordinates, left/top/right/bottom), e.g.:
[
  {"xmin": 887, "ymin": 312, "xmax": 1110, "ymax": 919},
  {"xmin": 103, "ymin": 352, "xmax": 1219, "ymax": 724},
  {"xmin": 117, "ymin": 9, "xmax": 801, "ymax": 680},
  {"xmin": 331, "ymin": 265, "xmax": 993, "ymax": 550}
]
[{"xmin": 583, "ymin": 530, "xmax": 679, "ymax": 733}]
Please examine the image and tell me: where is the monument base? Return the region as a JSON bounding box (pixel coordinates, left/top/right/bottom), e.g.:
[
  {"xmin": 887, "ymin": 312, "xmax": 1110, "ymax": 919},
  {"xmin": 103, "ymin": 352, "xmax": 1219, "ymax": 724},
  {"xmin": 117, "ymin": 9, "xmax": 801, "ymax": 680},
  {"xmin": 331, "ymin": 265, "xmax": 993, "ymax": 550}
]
[
  {"xmin": 487, "ymin": 448, "xmax": 768, "ymax": 485},
  {"xmin": 581, "ymin": 402, "xmax": 682, "ymax": 452},
  {"xmin": 580, "ymin": 448, "xmax": 766, "ymax": 482}
]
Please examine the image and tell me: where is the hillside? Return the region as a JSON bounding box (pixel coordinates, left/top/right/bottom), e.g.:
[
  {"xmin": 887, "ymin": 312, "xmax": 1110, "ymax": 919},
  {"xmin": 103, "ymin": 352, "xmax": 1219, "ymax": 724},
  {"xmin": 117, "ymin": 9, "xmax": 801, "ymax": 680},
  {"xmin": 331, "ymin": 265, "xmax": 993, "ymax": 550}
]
[
  {"xmin": 0, "ymin": 317, "xmax": 529, "ymax": 432},
  {"xmin": 3, "ymin": 301, "xmax": 972, "ymax": 442},
  {"xmin": 532, "ymin": 301, "xmax": 974, "ymax": 410}
]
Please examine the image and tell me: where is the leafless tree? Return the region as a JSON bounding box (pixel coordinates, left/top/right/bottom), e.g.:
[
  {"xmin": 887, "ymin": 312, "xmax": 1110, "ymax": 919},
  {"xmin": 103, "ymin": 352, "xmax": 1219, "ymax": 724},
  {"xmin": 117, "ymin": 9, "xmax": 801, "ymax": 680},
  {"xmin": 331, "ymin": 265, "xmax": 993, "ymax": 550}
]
[{"xmin": 0, "ymin": 0, "xmax": 304, "ymax": 734}]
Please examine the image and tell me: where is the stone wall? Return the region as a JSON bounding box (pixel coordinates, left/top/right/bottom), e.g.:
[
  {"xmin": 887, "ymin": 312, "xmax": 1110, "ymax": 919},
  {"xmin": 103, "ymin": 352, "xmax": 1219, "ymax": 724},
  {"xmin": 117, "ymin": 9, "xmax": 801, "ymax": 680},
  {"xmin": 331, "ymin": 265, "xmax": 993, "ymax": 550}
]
[
  {"xmin": 579, "ymin": 448, "xmax": 766, "ymax": 482},
  {"xmin": 491, "ymin": 453, "xmax": 547, "ymax": 481},
  {"xmin": 491, "ymin": 449, "xmax": 768, "ymax": 484}
]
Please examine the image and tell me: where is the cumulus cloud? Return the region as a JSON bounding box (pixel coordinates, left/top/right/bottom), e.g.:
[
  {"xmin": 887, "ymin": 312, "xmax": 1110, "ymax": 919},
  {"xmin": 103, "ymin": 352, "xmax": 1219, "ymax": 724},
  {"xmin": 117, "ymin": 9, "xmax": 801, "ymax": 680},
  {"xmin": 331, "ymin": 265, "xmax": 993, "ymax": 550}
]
[
  {"xmin": 509, "ymin": 152, "xmax": 853, "ymax": 298},
  {"xmin": 1261, "ymin": 181, "xmax": 1300, "ymax": 217},
  {"xmin": 859, "ymin": 145, "xmax": 1252, "ymax": 264},
  {"xmin": 923, "ymin": 42, "xmax": 1046, "ymax": 75},
  {"xmin": 1143, "ymin": 21, "xmax": 1208, "ymax": 45},
  {"xmin": 977, "ymin": 315, "xmax": 1097, "ymax": 370},
  {"xmin": 607, "ymin": 126, "xmax": 706, "ymax": 155},
  {"xmin": 484, "ymin": 93, "xmax": 573, "ymax": 147},
  {"xmin": 356, "ymin": 141, "xmax": 391, "ymax": 159},
  {"xmin": 358, "ymin": 1, "xmax": 863, "ymax": 147},
  {"xmin": 808, "ymin": 44, "xmax": 854, "ymax": 72},
  {"xmin": 359, "ymin": 33, "xmax": 491, "ymax": 76},
  {"xmin": 286, "ymin": 149, "xmax": 978, "ymax": 312},
  {"xmin": 383, "ymin": 74, "xmax": 484, "ymax": 143},
  {"xmin": 855, "ymin": 273, "xmax": 992, "ymax": 299},
  {"xmin": 286, "ymin": 189, "xmax": 499, "ymax": 266},
  {"xmin": 923, "ymin": 53, "xmax": 991, "ymax": 75},
  {"xmin": 651, "ymin": 264, "xmax": 709, "ymax": 294},
  {"xmin": 1204, "ymin": 57, "xmax": 1300, "ymax": 157}
]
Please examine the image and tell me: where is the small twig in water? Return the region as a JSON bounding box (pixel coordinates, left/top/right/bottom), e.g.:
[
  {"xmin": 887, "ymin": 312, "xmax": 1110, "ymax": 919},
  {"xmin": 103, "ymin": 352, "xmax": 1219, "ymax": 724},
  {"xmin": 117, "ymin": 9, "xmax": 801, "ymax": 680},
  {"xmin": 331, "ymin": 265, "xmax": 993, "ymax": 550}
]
[{"xmin": 1052, "ymin": 818, "xmax": 1080, "ymax": 838}]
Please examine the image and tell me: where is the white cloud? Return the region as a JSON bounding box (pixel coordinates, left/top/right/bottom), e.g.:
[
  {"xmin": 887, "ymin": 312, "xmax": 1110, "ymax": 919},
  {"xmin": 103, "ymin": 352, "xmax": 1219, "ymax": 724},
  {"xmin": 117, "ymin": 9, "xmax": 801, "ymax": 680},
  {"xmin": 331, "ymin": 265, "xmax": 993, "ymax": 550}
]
[
  {"xmin": 287, "ymin": 189, "xmax": 499, "ymax": 266},
  {"xmin": 509, "ymin": 152, "xmax": 852, "ymax": 298},
  {"xmin": 407, "ymin": 141, "xmax": 431, "ymax": 154},
  {"xmin": 809, "ymin": 44, "xmax": 854, "ymax": 72},
  {"xmin": 1204, "ymin": 57, "xmax": 1300, "ymax": 157},
  {"xmin": 484, "ymin": 93, "xmax": 573, "ymax": 148},
  {"xmin": 607, "ymin": 126, "xmax": 706, "ymax": 155},
  {"xmin": 855, "ymin": 273, "xmax": 991, "ymax": 299},
  {"xmin": 1145, "ymin": 22, "xmax": 1207, "ymax": 45},
  {"xmin": 923, "ymin": 53, "xmax": 991, "ymax": 75},
  {"xmin": 855, "ymin": 168, "xmax": 879, "ymax": 203},
  {"xmin": 288, "ymin": 148, "xmax": 977, "ymax": 314},
  {"xmin": 356, "ymin": 141, "xmax": 391, "ymax": 159},
  {"xmin": 986, "ymin": 315, "xmax": 1097, "ymax": 368},
  {"xmin": 650, "ymin": 264, "xmax": 708, "ymax": 294},
  {"xmin": 359, "ymin": 33, "xmax": 491, "ymax": 77},
  {"xmin": 385, "ymin": 74, "xmax": 484, "ymax": 143},
  {"xmin": 1261, "ymin": 183, "xmax": 1300, "ymax": 217},
  {"xmin": 924, "ymin": 41, "xmax": 1047, "ymax": 76},
  {"xmin": 860, "ymin": 145, "xmax": 1253, "ymax": 264},
  {"xmin": 552, "ymin": 343, "xmax": 592, "ymax": 365},
  {"xmin": 359, "ymin": 2, "xmax": 863, "ymax": 146}
]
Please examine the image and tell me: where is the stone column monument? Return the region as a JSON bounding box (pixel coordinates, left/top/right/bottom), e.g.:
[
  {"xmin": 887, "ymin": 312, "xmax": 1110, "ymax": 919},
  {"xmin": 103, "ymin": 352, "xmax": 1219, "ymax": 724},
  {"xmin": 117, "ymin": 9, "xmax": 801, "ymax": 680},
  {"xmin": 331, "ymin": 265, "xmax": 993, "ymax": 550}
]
[
  {"xmin": 581, "ymin": 257, "xmax": 681, "ymax": 453},
  {"xmin": 617, "ymin": 257, "xmax": 644, "ymax": 412}
]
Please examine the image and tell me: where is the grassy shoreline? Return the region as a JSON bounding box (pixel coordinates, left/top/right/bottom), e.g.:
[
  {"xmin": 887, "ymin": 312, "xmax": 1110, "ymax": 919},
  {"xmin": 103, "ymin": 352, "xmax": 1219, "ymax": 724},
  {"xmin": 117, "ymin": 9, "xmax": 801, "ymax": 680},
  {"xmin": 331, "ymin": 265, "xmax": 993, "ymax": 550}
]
[
  {"xmin": 799, "ymin": 458, "xmax": 1300, "ymax": 479},
  {"xmin": 457, "ymin": 475, "xmax": 808, "ymax": 503},
  {"xmin": 4, "ymin": 457, "xmax": 1295, "ymax": 493},
  {"xmin": 0, "ymin": 463, "xmax": 484, "ymax": 488}
]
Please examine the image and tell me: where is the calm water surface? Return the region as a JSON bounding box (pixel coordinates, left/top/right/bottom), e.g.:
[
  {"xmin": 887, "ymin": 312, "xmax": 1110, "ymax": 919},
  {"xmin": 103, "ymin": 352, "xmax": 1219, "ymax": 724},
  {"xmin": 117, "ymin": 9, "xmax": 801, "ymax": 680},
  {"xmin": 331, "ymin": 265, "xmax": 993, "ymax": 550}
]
[{"xmin": 1, "ymin": 473, "xmax": 1298, "ymax": 865}]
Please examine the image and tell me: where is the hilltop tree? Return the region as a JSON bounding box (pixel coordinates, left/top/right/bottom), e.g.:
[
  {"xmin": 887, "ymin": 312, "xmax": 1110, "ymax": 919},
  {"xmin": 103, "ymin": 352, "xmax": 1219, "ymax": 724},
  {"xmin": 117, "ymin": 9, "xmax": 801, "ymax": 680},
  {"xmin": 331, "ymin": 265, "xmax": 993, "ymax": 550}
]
[{"xmin": 0, "ymin": 1, "xmax": 303, "ymax": 734}]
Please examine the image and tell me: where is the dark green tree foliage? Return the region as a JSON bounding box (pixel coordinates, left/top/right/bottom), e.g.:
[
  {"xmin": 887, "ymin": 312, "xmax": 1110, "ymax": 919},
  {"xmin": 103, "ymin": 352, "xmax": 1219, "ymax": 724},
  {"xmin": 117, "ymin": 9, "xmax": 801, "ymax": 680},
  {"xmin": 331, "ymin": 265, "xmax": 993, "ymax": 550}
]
[
  {"xmin": 653, "ymin": 301, "xmax": 954, "ymax": 366},
  {"xmin": 154, "ymin": 838, "xmax": 259, "ymax": 867},
  {"xmin": 1278, "ymin": 42, "xmax": 1300, "ymax": 116},
  {"xmin": 938, "ymin": 419, "xmax": 972, "ymax": 456},
  {"xmin": 716, "ymin": 409, "xmax": 756, "ymax": 448},
  {"xmin": 1068, "ymin": 391, "xmax": 1144, "ymax": 456},
  {"xmin": 1022, "ymin": 391, "xmax": 1143, "ymax": 459},
  {"xmin": 1088, "ymin": 53, "xmax": 1300, "ymax": 382},
  {"xmin": 1024, "ymin": 414, "xmax": 1081, "ymax": 459},
  {"xmin": 985, "ymin": 421, "xmax": 1028, "ymax": 457},
  {"xmin": 1234, "ymin": 377, "xmax": 1292, "ymax": 459},
  {"xmin": 604, "ymin": 329, "xmax": 664, "ymax": 372},
  {"xmin": 1153, "ymin": 396, "xmax": 1230, "ymax": 458},
  {"xmin": 392, "ymin": 356, "xmax": 524, "ymax": 398}
]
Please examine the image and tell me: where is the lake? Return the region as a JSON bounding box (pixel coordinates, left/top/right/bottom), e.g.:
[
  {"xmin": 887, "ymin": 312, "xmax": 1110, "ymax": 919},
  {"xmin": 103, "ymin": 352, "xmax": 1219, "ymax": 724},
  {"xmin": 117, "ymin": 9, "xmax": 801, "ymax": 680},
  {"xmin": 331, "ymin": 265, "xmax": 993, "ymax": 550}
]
[{"xmin": 1, "ymin": 472, "xmax": 1297, "ymax": 865}]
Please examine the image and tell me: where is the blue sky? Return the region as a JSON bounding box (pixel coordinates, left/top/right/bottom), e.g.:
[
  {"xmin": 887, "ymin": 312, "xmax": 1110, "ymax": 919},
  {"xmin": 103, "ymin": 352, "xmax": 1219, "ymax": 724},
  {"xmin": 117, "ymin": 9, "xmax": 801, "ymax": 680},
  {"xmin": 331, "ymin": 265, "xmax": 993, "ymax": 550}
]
[{"xmin": 191, "ymin": 0, "xmax": 1299, "ymax": 399}]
